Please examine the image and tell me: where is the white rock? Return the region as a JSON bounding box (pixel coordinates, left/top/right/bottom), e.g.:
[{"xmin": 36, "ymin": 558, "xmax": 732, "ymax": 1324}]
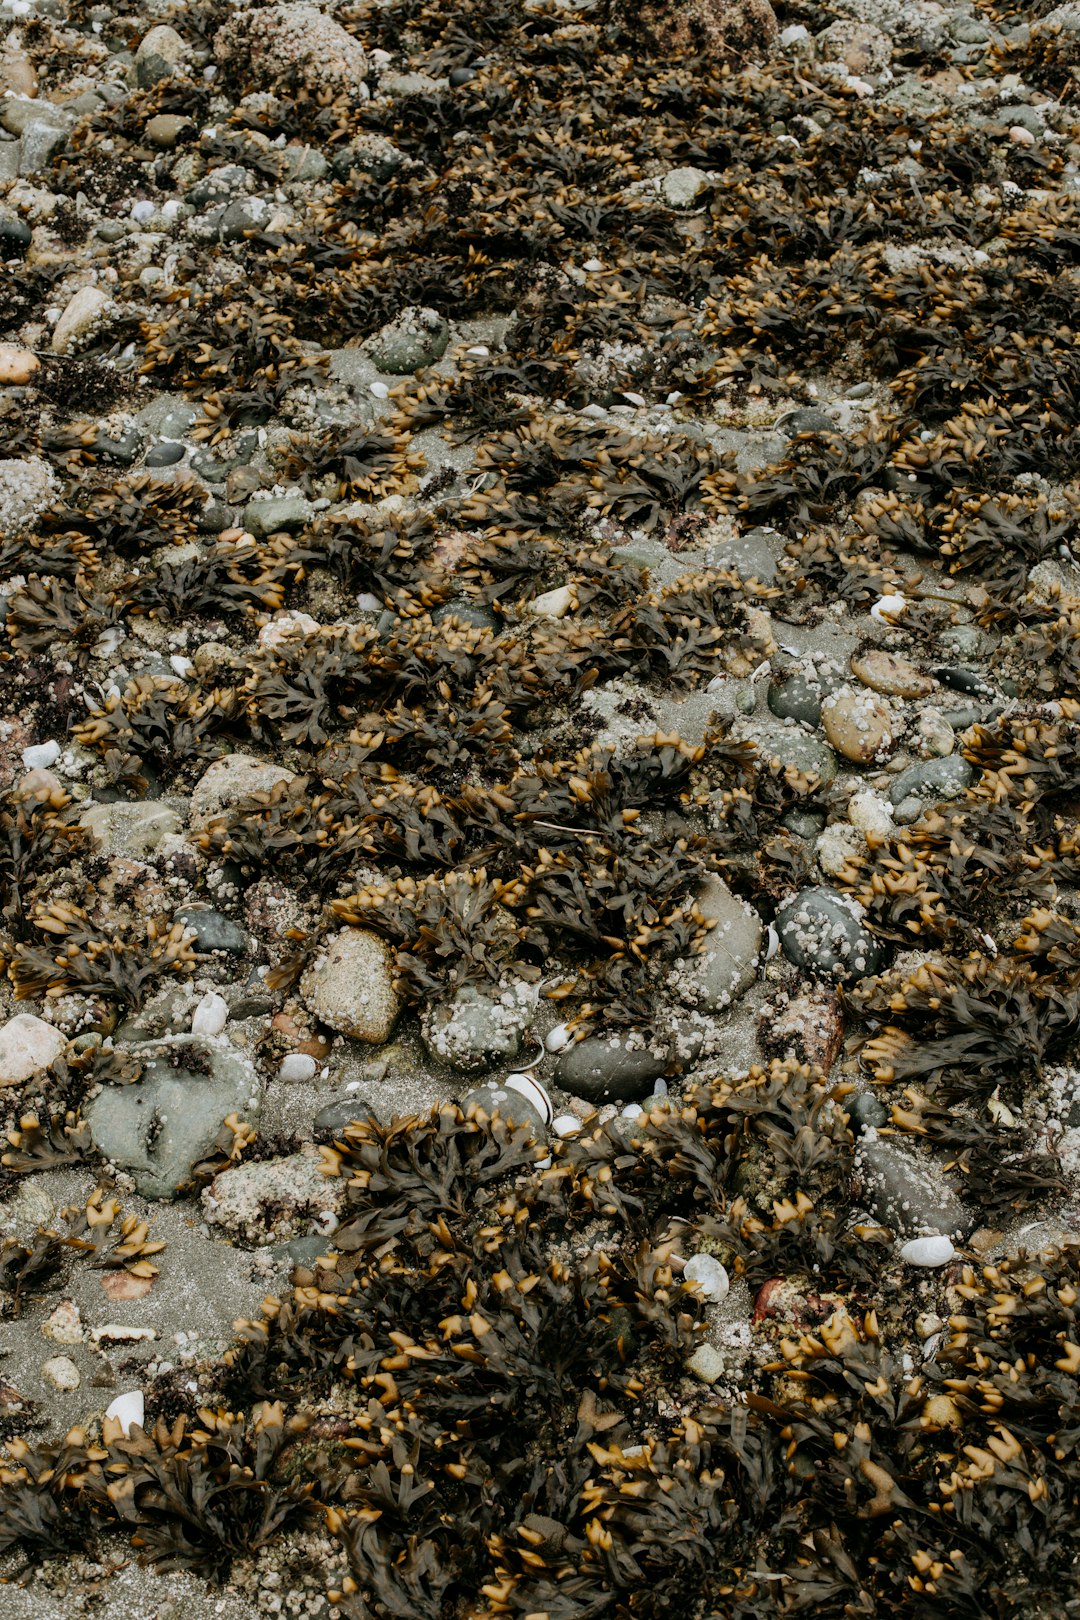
[
  {"xmin": 257, "ymin": 609, "xmax": 320, "ymax": 650},
  {"xmin": 683, "ymin": 1254, "xmax": 730, "ymax": 1302},
  {"xmin": 900, "ymin": 1235, "xmax": 956, "ymax": 1268},
  {"xmin": 848, "ymin": 790, "xmax": 894, "ymax": 839},
  {"xmin": 529, "ymin": 584, "xmax": 574, "ymax": 618},
  {"xmin": 279, "ymin": 1053, "xmax": 317, "ymax": 1082},
  {"xmin": 42, "ymin": 1355, "xmax": 80, "ymax": 1391},
  {"xmin": 870, "ymin": 593, "xmax": 907, "ymax": 622},
  {"xmin": 51, "ymin": 286, "xmax": 111, "ymax": 355},
  {"xmin": 105, "ymin": 1390, "xmax": 145, "ymax": 1436},
  {"xmin": 687, "ymin": 1343, "xmax": 725, "ymax": 1383},
  {"xmin": 191, "ymin": 991, "xmax": 229, "ymax": 1037},
  {"xmin": 356, "ymin": 592, "xmax": 382, "ymax": 612},
  {"xmin": 42, "ymin": 1299, "xmax": 82, "ymax": 1344},
  {"xmin": 0, "ymin": 455, "xmax": 57, "ymax": 538},
  {"xmin": 0, "ymin": 1014, "xmax": 66, "ymax": 1087},
  {"xmin": 816, "ymin": 822, "xmax": 864, "ymax": 878},
  {"xmin": 169, "ymin": 654, "xmax": 195, "ymax": 678},
  {"xmin": 21, "ymin": 739, "xmax": 60, "ymax": 770}
]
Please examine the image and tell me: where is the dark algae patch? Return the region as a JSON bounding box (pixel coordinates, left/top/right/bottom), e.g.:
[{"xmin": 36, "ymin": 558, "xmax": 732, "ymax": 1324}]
[{"xmin": 4, "ymin": 0, "xmax": 1080, "ymax": 1612}]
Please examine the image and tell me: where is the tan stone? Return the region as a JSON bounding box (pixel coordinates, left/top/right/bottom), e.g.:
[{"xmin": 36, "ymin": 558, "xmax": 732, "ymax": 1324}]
[
  {"xmin": 821, "ymin": 687, "xmax": 893, "ymax": 764},
  {"xmin": 0, "ymin": 40, "xmax": 37, "ymax": 97},
  {"xmin": 0, "ymin": 343, "xmax": 39, "ymax": 386},
  {"xmin": 850, "ymin": 648, "xmax": 932, "ymax": 699}
]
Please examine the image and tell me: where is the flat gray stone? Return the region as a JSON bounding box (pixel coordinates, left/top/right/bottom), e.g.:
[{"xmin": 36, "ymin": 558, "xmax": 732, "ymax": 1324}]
[
  {"xmin": 856, "ymin": 1133, "xmax": 971, "ymax": 1240},
  {"xmin": 555, "ymin": 1035, "xmax": 666, "ymax": 1102},
  {"xmin": 421, "ymin": 981, "xmax": 536, "ymax": 1074},
  {"xmin": 245, "ymin": 495, "xmax": 313, "ymax": 535},
  {"xmin": 366, "ymin": 306, "xmax": 450, "ymax": 374},
  {"xmin": 669, "ymin": 875, "xmax": 762, "ymax": 1012},
  {"xmin": 775, "ymin": 885, "xmax": 884, "ymax": 981},
  {"xmin": 86, "ymin": 1035, "xmax": 263, "ymax": 1199},
  {"xmin": 888, "ymin": 755, "xmax": 974, "ymax": 807}
]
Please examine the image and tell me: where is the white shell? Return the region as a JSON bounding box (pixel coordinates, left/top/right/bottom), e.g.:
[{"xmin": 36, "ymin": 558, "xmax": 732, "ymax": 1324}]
[
  {"xmin": 545, "ymin": 1022, "xmax": 571, "ymax": 1053},
  {"xmin": 505, "ymin": 1071, "xmax": 553, "ymax": 1125},
  {"xmin": 369, "ymin": 381, "xmax": 390, "ymax": 399},
  {"xmin": 105, "ymin": 1391, "xmax": 145, "ymax": 1436},
  {"xmin": 356, "ymin": 592, "xmax": 382, "ymax": 613},
  {"xmin": 191, "ymin": 991, "xmax": 228, "ymax": 1038},
  {"xmin": 552, "ymin": 1114, "xmax": 581, "ymax": 1137},
  {"xmin": 621, "ymin": 1103, "xmax": 643, "ymax": 1120},
  {"xmin": 683, "ymin": 1254, "xmax": 730, "ymax": 1302},
  {"xmin": 900, "ymin": 1235, "xmax": 955, "ymax": 1268},
  {"xmin": 870, "ymin": 593, "xmax": 907, "ymax": 622}
]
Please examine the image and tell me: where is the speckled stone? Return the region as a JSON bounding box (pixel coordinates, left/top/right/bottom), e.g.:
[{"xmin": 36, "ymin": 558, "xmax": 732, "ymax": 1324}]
[
  {"xmin": 756, "ymin": 726, "xmax": 838, "ymax": 785},
  {"xmin": 300, "ymin": 928, "xmax": 402, "ymax": 1044},
  {"xmin": 850, "ymin": 648, "xmax": 932, "ymax": 699},
  {"xmin": 767, "ymin": 659, "xmax": 844, "ymax": 727},
  {"xmin": 887, "ymin": 755, "xmax": 974, "ymax": 807},
  {"xmin": 820, "ymin": 687, "xmax": 893, "ymax": 763},
  {"xmin": 670, "ymin": 875, "xmax": 762, "ymax": 1011},
  {"xmin": 775, "ymin": 886, "xmax": 884, "ymax": 981}
]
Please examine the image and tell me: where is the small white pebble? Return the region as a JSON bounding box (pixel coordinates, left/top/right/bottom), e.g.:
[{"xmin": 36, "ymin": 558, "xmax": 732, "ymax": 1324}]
[
  {"xmin": 1009, "ymin": 125, "xmax": 1036, "ymax": 146},
  {"xmin": 169, "ymin": 654, "xmax": 195, "ymax": 678},
  {"xmin": 21, "ymin": 739, "xmax": 60, "ymax": 770},
  {"xmin": 621, "ymin": 1103, "xmax": 643, "ymax": 1120},
  {"xmin": 900, "ymin": 1235, "xmax": 955, "ymax": 1268},
  {"xmin": 465, "ymin": 344, "xmax": 490, "ymax": 356},
  {"xmin": 279, "ymin": 1053, "xmax": 317, "ymax": 1082},
  {"xmin": 356, "ymin": 591, "xmax": 382, "ymax": 612},
  {"xmin": 105, "ymin": 1390, "xmax": 145, "ymax": 1436},
  {"xmin": 582, "ymin": 258, "xmax": 603, "ymax": 272},
  {"xmin": 191, "ymin": 991, "xmax": 228, "ymax": 1037},
  {"xmin": 131, "ymin": 200, "xmax": 154, "ymax": 223},
  {"xmin": 684, "ymin": 1253, "xmax": 730, "ymax": 1302}
]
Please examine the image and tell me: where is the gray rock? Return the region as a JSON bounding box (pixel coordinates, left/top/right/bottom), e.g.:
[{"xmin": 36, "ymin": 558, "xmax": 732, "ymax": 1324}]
[
  {"xmin": 79, "ymin": 800, "xmax": 181, "ymax": 858},
  {"xmin": 421, "ymin": 981, "xmax": 536, "ymax": 1074},
  {"xmin": 281, "ymin": 144, "xmax": 328, "ymax": 182},
  {"xmin": 0, "ymin": 141, "xmax": 21, "ymax": 185},
  {"xmin": 313, "ymin": 1098, "xmax": 367, "ymax": 1137},
  {"xmin": 245, "ymin": 495, "xmax": 313, "ymax": 535},
  {"xmin": 845, "ymin": 1090, "xmax": 888, "ymax": 1132},
  {"xmin": 366, "ymin": 306, "xmax": 450, "ymax": 374},
  {"xmin": 775, "ymin": 886, "xmax": 884, "ymax": 981},
  {"xmin": 754, "ymin": 725, "xmax": 838, "ymax": 785},
  {"xmin": 1, "ymin": 99, "xmax": 71, "ymax": 137},
  {"xmin": 777, "ymin": 406, "xmax": 835, "ymax": 436},
  {"xmin": 136, "ymin": 397, "xmax": 199, "ymax": 439},
  {"xmin": 703, "ymin": 527, "xmax": 779, "ymax": 585},
  {"xmin": 18, "ymin": 118, "xmax": 69, "ymax": 175},
  {"xmin": 555, "ymin": 1035, "xmax": 666, "ymax": 1103},
  {"xmin": 0, "ymin": 206, "xmax": 31, "ymax": 254},
  {"xmin": 781, "ymin": 808, "xmax": 826, "ymax": 840},
  {"xmin": 331, "ymin": 134, "xmax": 409, "ymax": 182},
  {"xmin": 661, "ymin": 166, "xmax": 711, "ymax": 208},
  {"xmin": 208, "ymin": 196, "xmax": 276, "ymax": 242},
  {"xmin": 0, "ymin": 456, "xmax": 57, "ymax": 537},
  {"xmin": 280, "ymin": 1234, "xmax": 332, "ymax": 1267},
  {"xmin": 86, "ymin": 1035, "xmax": 263, "ymax": 1199},
  {"xmin": 188, "ymin": 166, "xmax": 252, "ymax": 209},
  {"xmin": 93, "ymin": 427, "xmax": 143, "ymax": 466},
  {"xmin": 145, "ymin": 442, "xmax": 186, "ymax": 468},
  {"xmin": 887, "ymin": 755, "xmax": 974, "ymax": 808},
  {"xmin": 461, "ymin": 1080, "xmax": 548, "ymax": 1138},
  {"xmin": 135, "ymin": 24, "xmax": 187, "ymax": 89},
  {"xmin": 856, "ymin": 1133, "xmax": 971, "ymax": 1239},
  {"xmin": 767, "ymin": 658, "xmax": 844, "ymax": 727},
  {"xmin": 95, "ymin": 220, "xmax": 127, "ymax": 243},
  {"xmin": 430, "ymin": 599, "xmax": 500, "ymax": 631},
  {"xmin": 669, "ymin": 875, "xmax": 762, "ymax": 1012},
  {"xmin": 191, "ymin": 753, "xmax": 295, "ymax": 820},
  {"xmin": 176, "ymin": 907, "xmax": 249, "ymax": 955}
]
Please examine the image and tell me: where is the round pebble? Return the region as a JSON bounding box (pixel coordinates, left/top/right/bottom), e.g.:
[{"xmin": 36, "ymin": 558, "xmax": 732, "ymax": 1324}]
[
  {"xmin": 820, "ymin": 688, "xmax": 893, "ymax": 764},
  {"xmin": 900, "ymin": 1235, "xmax": 956, "ymax": 1268}
]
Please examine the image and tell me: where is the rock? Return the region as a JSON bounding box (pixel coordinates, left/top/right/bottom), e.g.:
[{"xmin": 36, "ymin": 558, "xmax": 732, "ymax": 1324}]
[
  {"xmin": 0, "ymin": 39, "xmax": 37, "ymax": 97},
  {"xmin": 638, "ymin": 0, "xmax": 779, "ymax": 61},
  {"xmin": 191, "ymin": 753, "xmax": 295, "ymax": 820},
  {"xmin": 914, "ymin": 709, "xmax": 954, "ymax": 759},
  {"xmin": 670, "ymin": 875, "xmax": 761, "ymax": 1011},
  {"xmin": 820, "ymin": 687, "xmax": 893, "ymax": 764},
  {"xmin": 313, "ymin": 1097, "xmax": 367, "ymax": 1137},
  {"xmin": 449, "ymin": 66, "xmax": 477, "ymax": 86},
  {"xmin": 847, "ymin": 790, "xmax": 893, "ymax": 839},
  {"xmin": 845, "ymin": 1091, "xmax": 888, "ymax": 1132},
  {"xmin": 703, "ymin": 526, "xmax": 779, "ymax": 584},
  {"xmin": 754, "ymin": 725, "xmax": 837, "ymax": 785},
  {"xmin": 759, "ymin": 985, "xmax": 844, "ymax": 1071},
  {"xmin": 209, "ymin": 195, "xmax": 277, "ymax": 243},
  {"xmin": 42, "ymin": 1356, "xmax": 80, "ymax": 1391},
  {"xmin": 0, "ymin": 343, "xmax": 38, "ymax": 385},
  {"xmin": 80, "ymin": 800, "xmax": 181, "ymax": 858},
  {"xmin": 202, "ymin": 1153, "xmax": 343, "ymax": 1245},
  {"xmin": 144, "ymin": 113, "xmax": 191, "ymax": 149},
  {"xmin": 0, "ymin": 455, "xmax": 57, "ymax": 537},
  {"xmin": 933, "ymin": 665, "xmax": 995, "ymax": 699},
  {"xmin": 887, "ymin": 755, "xmax": 974, "ymax": 808},
  {"xmin": 281, "ymin": 143, "xmax": 328, "ymax": 181},
  {"xmin": 687, "ymin": 1343, "xmax": 725, "ymax": 1382},
  {"xmin": 300, "ymin": 928, "xmax": 402, "ymax": 1043},
  {"xmin": 816, "ymin": 823, "xmax": 863, "ymax": 878},
  {"xmin": 145, "ymin": 442, "xmax": 186, "ymax": 468},
  {"xmin": 529, "ymin": 584, "xmax": 574, "ymax": 617},
  {"xmin": 555, "ymin": 1034, "xmax": 667, "ymax": 1103},
  {"xmin": 0, "ymin": 207, "xmax": 31, "ymax": 255},
  {"xmin": 857, "ymin": 1134, "xmax": 970, "ymax": 1239},
  {"xmin": 188, "ymin": 165, "xmax": 252, "ymax": 210},
  {"xmin": 279, "ymin": 1053, "xmax": 317, "ymax": 1081},
  {"xmin": 191, "ymin": 991, "xmax": 229, "ymax": 1038},
  {"xmin": 42, "ymin": 1300, "xmax": 83, "ymax": 1344},
  {"xmin": 684, "ymin": 1254, "xmax": 729, "ymax": 1301},
  {"xmin": 105, "ymin": 1390, "xmax": 145, "ymax": 1435},
  {"xmin": 778, "ymin": 406, "xmax": 834, "ymax": 436},
  {"xmin": 366, "ymin": 306, "xmax": 450, "ymax": 374},
  {"xmin": 814, "ymin": 18, "xmax": 893, "ymax": 72},
  {"xmin": 18, "ymin": 117, "xmax": 70, "ymax": 175},
  {"xmin": 135, "ymin": 24, "xmax": 187, "ymax": 89},
  {"xmin": 245, "ymin": 494, "xmax": 313, "ymax": 535},
  {"xmin": 661, "ymin": 166, "xmax": 711, "ymax": 208},
  {"xmin": 86, "ymin": 1034, "xmax": 263, "ymax": 1199},
  {"xmin": 22, "ymin": 740, "xmax": 60, "ymax": 770},
  {"xmin": 781, "ymin": 808, "xmax": 825, "ymax": 839},
  {"xmin": 900, "ymin": 1235, "xmax": 956, "ymax": 1267},
  {"xmin": 422, "ymin": 981, "xmax": 537, "ymax": 1074},
  {"xmin": 850, "ymin": 648, "xmax": 932, "ymax": 699},
  {"xmin": 176, "ymin": 908, "xmax": 249, "ymax": 955},
  {"xmin": 214, "ymin": 5, "xmax": 369, "ymax": 95},
  {"xmin": 51, "ymin": 286, "xmax": 111, "ymax": 355},
  {"xmin": 775, "ymin": 886, "xmax": 884, "ymax": 981},
  {"xmin": 462, "ymin": 1076, "xmax": 550, "ymax": 1138},
  {"xmin": 767, "ymin": 658, "xmax": 844, "ymax": 726},
  {"xmin": 0, "ymin": 1014, "xmax": 66, "ymax": 1087}
]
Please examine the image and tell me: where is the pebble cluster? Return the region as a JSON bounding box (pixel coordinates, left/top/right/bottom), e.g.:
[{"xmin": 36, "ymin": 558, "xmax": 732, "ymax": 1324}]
[{"xmin": 3, "ymin": 0, "xmax": 1080, "ymax": 1611}]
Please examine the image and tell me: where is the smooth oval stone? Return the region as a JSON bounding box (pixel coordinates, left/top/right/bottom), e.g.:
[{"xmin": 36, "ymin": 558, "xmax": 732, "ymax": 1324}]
[
  {"xmin": 933, "ymin": 665, "xmax": 995, "ymax": 698},
  {"xmin": 887, "ymin": 755, "xmax": 974, "ymax": 807},
  {"xmin": 850, "ymin": 648, "xmax": 932, "ymax": 699},
  {"xmin": 449, "ymin": 66, "xmax": 477, "ymax": 85},
  {"xmin": 145, "ymin": 441, "xmax": 186, "ymax": 467},
  {"xmin": 462, "ymin": 1081, "xmax": 547, "ymax": 1138},
  {"xmin": 778, "ymin": 406, "xmax": 835, "ymax": 436},
  {"xmin": 775, "ymin": 886, "xmax": 884, "ymax": 981},
  {"xmin": 858, "ymin": 1135, "xmax": 970, "ymax": 1239},
  {"xmin": 900, "ymin": 1235, "xmax": 956, "ymax": 1267},
  {"xmin": 821, "ymin": 688, "xmax": 893, "ymax": 764},
  {"xmin": 176, "ymin": 907, "xmax": 249, "ymax": 955},
  {"xmin": 555, "ymin": 1035, "xmax": 667, "ymax": 1103},
  {"xmin": 846, "ymin": 1091, "xmax": 889, "ymax": 1132},
  {"xmin": 767, "ymin": 660, "xmax": 844, "ymax": 727}
]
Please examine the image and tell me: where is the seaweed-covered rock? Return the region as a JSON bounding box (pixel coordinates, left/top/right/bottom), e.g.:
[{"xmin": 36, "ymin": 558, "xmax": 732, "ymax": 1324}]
[
  {"xmin": 670, "ymin": 876, "xmax": 762, "ymax": 1011},
  {"xmin": 202, "ymin": 1153, "xmax": 344, "ymax": 1246},
  {"xmin": 366, "ymin": 306, "xmax": 451, "ymax": 374}
]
